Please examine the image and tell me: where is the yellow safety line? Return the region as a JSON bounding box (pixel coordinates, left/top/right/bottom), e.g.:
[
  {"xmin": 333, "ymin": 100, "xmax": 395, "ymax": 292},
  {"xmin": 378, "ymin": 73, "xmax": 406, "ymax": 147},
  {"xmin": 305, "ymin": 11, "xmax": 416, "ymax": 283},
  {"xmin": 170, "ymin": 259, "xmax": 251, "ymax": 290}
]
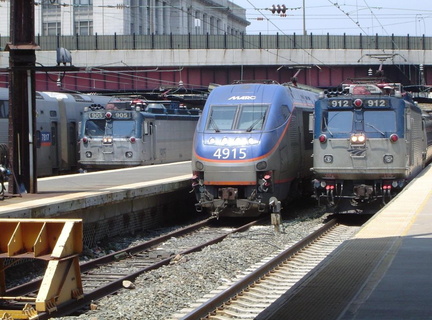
[{"xmin": 401, "ymin": 188, "xmax": 432, "ymax": 236}]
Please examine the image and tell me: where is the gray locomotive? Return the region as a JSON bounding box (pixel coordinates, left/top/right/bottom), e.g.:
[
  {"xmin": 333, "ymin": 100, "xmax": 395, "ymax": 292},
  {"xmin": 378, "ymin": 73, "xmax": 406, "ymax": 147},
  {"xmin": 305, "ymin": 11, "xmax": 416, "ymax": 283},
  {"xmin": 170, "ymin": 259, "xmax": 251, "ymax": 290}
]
[
  {"xmin": 79, "ymin": 98, "xmax": 200, "ymax": 169},
  {"xmin": 0, "ymin": 88, "xmax": 112, "ymax": 177},
  {"xmin": 312, "ymin": 82, "xmax": 432, "ymax": 212}
]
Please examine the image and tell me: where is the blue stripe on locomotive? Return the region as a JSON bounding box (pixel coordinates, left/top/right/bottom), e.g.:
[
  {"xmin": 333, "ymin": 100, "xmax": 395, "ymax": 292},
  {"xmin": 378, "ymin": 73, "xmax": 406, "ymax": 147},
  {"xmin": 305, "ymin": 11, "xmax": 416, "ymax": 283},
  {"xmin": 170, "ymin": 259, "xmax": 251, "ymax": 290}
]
[{"xmin": 194, "ymin": 83, "xmax": 299, "ymax": 162}]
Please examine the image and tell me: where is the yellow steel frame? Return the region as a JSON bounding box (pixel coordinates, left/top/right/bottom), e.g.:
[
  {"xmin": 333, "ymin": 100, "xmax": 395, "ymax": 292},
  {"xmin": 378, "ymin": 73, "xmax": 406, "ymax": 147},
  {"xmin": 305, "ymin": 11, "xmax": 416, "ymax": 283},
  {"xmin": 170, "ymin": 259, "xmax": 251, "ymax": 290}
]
[{"xmin": 0, "ymin": 219, "xmax": 83, "ymax": 319}]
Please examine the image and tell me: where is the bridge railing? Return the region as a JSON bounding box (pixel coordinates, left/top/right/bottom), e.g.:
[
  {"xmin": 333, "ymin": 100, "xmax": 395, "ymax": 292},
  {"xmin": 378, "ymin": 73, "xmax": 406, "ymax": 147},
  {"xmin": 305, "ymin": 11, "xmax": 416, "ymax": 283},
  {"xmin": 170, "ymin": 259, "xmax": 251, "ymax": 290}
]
[{"xmin": 1, "ymin": 33, "xmax": 431, "ymax": 51}]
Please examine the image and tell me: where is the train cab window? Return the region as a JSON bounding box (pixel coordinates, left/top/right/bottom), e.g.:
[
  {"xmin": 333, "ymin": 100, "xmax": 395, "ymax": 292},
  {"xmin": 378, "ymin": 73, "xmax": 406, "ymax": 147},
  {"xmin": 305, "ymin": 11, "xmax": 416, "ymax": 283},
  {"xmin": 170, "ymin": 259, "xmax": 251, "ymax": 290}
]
[
  {"xmin": 237, "ymin": 105, "xmax": 268, "ymax": 131},
  {"xmin": 323, "ymin": 111, "xmax": 353, "ymax": 133},
  {"xmin": 35, "ymin": 130, "xmax": 41, "ymax": 148},
  {"xmin": 207, "ymin": 105, "xmax": 237, "ymax": 131},
  {"xmin": 0, "ymin": 100, "xmax": 8, "ymax": 118},
  {"xmin": 364, "ymin": 111, "xmax": 396, "ymax": 133},
  {"xmin": 85, "ymin": 119, "xmax": 106, "ymax": 136},
  {"xmin": 112, "ymin": 120, "xmax": 135, "ymax": 137}
]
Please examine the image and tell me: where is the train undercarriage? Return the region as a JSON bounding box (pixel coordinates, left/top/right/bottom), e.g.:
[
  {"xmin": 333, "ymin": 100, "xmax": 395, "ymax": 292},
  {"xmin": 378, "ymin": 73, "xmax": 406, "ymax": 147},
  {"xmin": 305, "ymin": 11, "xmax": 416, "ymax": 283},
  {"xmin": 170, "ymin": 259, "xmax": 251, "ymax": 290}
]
[
  {"xmin": 312, "ymin": 179, "xmax": 407, "ymax": 213},
  {"xmin": 192, "ymin": 180, "xmax": 283, "ymax": 232}
]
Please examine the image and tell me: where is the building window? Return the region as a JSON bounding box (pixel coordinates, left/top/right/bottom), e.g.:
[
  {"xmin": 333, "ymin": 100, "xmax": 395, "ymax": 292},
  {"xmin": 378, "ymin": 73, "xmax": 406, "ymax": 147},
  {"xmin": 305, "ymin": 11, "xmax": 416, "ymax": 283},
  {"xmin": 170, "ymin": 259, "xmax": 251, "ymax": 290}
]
[
  {"xmin": 43, "ymin": 22, "xmax": 61, "ymax": 36},
  {"xmin": 75, "ymin": 21, "xmax": 93, "ymax": 35},
  {"xmin": 74, "ymin": 0, "xmax": 93, "ymax": 4}
]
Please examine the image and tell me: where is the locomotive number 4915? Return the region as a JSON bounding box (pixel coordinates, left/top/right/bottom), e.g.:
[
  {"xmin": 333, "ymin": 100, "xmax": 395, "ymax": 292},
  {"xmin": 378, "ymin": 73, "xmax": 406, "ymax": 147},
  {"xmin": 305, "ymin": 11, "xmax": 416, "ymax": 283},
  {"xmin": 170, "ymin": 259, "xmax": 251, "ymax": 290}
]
[{"xmin": 213, "ymin": 148, "xmax": 247, "ymax": 159}]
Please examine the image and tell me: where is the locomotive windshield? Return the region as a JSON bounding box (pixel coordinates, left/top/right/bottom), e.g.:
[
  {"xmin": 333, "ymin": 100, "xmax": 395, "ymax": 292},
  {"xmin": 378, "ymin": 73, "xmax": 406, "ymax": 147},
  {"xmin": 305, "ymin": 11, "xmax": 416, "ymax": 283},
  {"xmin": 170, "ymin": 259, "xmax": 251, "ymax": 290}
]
[
  {"xmin": 323, "ymin": 111, "xmax": 353, "ymax": 133},
  {"xmin": 85, "ymin": 119, "xmax": 105, "ymax": 137},
  {"xmin": 364, "ymin": 111, "xmax": 396, "ymax": 133},
  {"xmin": 322, "ymin": 110, "xmax": 396, "ymax": 134},
  {"xmin": 112, "ymin": 120, "xmax": 135, "ymax": 137},
  {"xmin": 207, "ymin": 104, "xmax": 268, "ymax": 131},
  {"xmin": 84, "ymin": 119, "xmax": 136, "ymax": 137},
  {"xmin": 238, "ymin": 105, "xmax": 267, "ymax": 131}
]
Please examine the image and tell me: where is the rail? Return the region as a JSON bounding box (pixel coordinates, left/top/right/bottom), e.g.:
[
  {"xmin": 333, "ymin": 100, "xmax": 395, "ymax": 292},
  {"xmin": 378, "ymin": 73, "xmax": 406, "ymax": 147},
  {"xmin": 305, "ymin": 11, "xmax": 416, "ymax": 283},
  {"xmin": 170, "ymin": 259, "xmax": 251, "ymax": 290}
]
[
  {"xmin": 180, "ymin": 218, "xmax": 339, "ymax": 319},
  {"xmin": 3, "ymin": 217, "xmax": 265, "ymax": 319},
  {"xmin": 1, "ymin": 33, "xmax": 431, "ymax": 52}
]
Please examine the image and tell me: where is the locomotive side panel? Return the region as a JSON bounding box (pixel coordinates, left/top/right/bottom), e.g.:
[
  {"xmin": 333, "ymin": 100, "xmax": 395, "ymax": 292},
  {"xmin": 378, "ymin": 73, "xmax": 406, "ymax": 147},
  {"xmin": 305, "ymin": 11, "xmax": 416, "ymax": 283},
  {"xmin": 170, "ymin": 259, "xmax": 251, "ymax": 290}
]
[
  {"xmin": 35, "ymin": 92, "xmax": 62, "ymax": 177},
  {"xmin": 152, "ymin": 116, "xmax": 199, "ymax": 164}
]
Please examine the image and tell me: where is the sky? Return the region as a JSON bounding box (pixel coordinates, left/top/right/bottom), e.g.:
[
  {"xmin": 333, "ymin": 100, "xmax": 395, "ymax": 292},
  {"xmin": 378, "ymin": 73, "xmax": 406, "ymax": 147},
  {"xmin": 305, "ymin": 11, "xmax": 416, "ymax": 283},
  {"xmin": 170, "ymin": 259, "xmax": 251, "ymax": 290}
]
[{"xmin": 230, "ymin": 0, "xmax": 432, "ymax": 37}]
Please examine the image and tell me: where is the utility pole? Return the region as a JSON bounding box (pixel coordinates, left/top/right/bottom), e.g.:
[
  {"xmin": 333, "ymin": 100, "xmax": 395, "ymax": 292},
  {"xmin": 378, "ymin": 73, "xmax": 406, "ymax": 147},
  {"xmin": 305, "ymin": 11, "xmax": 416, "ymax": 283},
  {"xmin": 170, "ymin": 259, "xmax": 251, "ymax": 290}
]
[
  {"xmin": 303, "ymin": 0, "xmax": 306, "ymax": 35},
  {"xmin": 6, "ymin": 1, "xmax": 78, "ymax": 195},
  {"xmin": 7, "ymin": 0, "xmax": 39, "ymax": 194}
]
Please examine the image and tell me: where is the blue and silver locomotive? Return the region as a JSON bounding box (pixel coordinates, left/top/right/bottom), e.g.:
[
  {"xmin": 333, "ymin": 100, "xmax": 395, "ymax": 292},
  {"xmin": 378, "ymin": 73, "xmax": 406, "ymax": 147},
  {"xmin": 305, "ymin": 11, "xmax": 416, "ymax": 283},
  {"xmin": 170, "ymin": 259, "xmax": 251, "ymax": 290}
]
[
  {"xmin": 191, "ymin": 81, "xmax": 319, "ymax": 225},
  {"xmin": 79, "ymin": 98, "xmax": 200, "ymax": 169},
  {"xmin": 312, "ymin": 82, "xmax": 432, "ymax": 211}
]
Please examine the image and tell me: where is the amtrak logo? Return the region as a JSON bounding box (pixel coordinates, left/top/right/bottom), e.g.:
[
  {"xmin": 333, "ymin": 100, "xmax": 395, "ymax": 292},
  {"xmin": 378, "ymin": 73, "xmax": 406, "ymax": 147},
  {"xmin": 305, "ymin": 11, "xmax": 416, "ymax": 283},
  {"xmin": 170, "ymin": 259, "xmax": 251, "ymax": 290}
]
[
  {"xmin": 228, "ymin": 95, "xmax": 256, "ymax": 100},
  {"xmin": 348, "ymin": 147, "xmax": 367, "ymax": 157}
]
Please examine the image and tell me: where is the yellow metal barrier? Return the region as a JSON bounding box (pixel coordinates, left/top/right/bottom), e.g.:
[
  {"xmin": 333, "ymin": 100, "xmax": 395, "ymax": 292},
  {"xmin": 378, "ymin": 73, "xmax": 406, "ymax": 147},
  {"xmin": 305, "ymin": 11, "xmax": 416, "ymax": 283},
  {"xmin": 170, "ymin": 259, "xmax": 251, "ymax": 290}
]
[{"xmin": 0, "ymin": 219, "xmax": 83, "ymax": 319}]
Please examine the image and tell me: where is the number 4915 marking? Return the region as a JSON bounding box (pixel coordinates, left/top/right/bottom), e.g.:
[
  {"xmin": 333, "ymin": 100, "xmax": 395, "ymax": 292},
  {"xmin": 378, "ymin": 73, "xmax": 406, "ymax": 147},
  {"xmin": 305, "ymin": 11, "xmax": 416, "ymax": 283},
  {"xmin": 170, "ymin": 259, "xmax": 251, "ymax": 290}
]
[{"xmin": 213, "ymin": 148, "xmax": 247, "ymax": 159}]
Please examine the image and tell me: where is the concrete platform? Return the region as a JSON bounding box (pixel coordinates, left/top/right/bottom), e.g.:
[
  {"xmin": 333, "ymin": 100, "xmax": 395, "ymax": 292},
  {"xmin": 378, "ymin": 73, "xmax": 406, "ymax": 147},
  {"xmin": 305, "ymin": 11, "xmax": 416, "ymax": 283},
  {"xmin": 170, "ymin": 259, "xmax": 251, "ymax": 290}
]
[
  {"xmin": 256, "ymin": 164, "xmax": 432, "ymax": 320},
  {"xmin": 0, "ymin": 161, "xmax": 196, "ymax": 246}
]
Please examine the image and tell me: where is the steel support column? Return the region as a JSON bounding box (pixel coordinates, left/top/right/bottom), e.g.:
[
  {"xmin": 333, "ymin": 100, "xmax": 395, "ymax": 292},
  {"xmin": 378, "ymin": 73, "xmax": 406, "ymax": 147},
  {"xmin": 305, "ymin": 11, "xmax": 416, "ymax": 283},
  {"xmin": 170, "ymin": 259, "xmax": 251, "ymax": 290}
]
[{"xmin": 7, "ymin": 0, "xmax": 38, "ymax": 194}]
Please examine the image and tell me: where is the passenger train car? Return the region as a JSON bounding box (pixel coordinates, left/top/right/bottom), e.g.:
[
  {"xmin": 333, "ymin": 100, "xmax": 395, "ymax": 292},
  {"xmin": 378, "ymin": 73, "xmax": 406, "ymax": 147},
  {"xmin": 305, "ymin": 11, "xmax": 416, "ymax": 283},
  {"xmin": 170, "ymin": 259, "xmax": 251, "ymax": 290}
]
[
  {"xmin": 191, "ymin": 81, "xmax": 319, "ymax": 224},
  {"xmin": 312, "ymin": 82, "xmax": 432, "ymax": 211},
  {"xmin": 0, "ymin": 88, "xmax": 112, "ymax": 177},
  {"xmin": 79, "ymin": 98, "xmax": 200, "ymax": 169}
]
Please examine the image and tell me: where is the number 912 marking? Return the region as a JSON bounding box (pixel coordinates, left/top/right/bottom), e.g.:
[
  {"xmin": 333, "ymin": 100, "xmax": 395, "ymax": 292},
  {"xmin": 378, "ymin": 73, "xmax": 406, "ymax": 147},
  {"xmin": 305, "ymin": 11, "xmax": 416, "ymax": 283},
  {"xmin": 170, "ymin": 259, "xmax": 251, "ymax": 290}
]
[
  {"xmin": 213, "ymin": 148, "xmax": 247, "ymax": 159},
  {"xmin": 365, "ymin": 99, "xmax": 387, "ymax": 107}
]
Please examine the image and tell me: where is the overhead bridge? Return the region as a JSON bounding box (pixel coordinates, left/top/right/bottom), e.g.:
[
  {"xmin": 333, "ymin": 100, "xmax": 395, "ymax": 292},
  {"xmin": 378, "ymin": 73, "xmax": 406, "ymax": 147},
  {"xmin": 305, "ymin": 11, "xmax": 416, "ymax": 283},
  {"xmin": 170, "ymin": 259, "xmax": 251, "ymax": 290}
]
[
  {"xmin": 1, "ymin": 34, "xmax": 432, "ymax": 92},
  {"xmin": 0, "ymin": 219, "xmax": 83, "ymax": 320}
]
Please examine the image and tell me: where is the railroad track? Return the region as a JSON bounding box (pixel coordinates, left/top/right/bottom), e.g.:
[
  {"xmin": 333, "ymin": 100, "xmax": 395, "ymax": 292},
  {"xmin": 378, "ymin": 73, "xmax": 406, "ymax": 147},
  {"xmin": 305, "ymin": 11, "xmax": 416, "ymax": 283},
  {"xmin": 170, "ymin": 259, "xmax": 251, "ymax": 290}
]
[
  {"xmin": 170, "ymin": 218, "xmax": 362, "ymax": 320},
  {"xmin": 3, "ymin": 217, "xmax": 265, "ymax": 319}
]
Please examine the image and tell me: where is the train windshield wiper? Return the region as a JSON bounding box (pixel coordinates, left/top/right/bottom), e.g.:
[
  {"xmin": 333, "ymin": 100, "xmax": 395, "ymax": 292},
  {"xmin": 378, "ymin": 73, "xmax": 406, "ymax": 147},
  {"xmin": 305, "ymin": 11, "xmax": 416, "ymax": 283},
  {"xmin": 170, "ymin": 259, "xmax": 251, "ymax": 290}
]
[
  {"xmin": 246, "ymin": 114, "xmax": 265, "ymax": 132},
  {"xmin": 365, "ymin": 122, "xmax": 385, "ymax": 136},
  {"xmin": 323, "ymin": 117, "xmax": 333, "ymax": 137},
  {"xmin": 209, "ymin": 116, "xmax": 220, "ymax": 132}
]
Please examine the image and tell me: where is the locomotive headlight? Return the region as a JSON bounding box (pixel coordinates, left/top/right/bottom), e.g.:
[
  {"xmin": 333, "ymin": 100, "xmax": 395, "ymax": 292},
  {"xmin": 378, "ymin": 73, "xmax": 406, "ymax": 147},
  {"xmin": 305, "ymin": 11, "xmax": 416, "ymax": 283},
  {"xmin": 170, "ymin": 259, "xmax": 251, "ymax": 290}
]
[
  {"xmin": 221, "ymin": 137, "xmax": 228, "ymax": 145},
  {"xmin": 323, "ymin": 155, "xmax": 333, "ymax": 163},
  {"xmin": 103, "ymin": 137, "xmax": 113, "ymax": 144},
  {"xmin": 235, "ymin": 137, "xmax": 242, "ymax": 145},
  {"xmin": 248, "ymin": 137, "xmax": 258, "ymax": 145},
  {"xmin": 351, "ymin": 134, "xmax": 366, "ymax": 144},
  {"xmin": 383, "ymin": 155, "xmax": 393, "ymax": 163},
  {"xmin": 85, "ymin": 151, "xmax": 92, "ymax": 158},
  {"xmin": 125, "ymin": 151, "xmax": 133, "ymax": 158},
  {"xmin": 208, "ymin": 137, "xmax": 216, "ymax": 145},
  {"xmin": 392, "ymin": 180, "xmax": 399, "ymax": 188},
  {"xmin": 256, "ymin": 161, "xmax": 267, "ymax": 170},
  {"xmin": 129, "ymin": 136, "xmax": 136, "ymax": 143},
  {"xmin": 195, "ymin": 161, "xmax": 204, "ymax": 170},
  {"xmin": 320, "ymin": 181, "xmax": 327, "ymax": 188}
]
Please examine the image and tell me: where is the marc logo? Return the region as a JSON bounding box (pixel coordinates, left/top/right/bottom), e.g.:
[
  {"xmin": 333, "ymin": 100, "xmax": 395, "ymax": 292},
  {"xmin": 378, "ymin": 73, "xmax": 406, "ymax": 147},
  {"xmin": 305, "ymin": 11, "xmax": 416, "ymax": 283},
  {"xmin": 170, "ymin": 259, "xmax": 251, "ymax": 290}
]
[
  {"xmin": 228, "ymin": 96, "xmax": 256, "ymax": 100},
  {"xmin": 348, "ymin": 147, "xmax": 367, "ymax": 157}
]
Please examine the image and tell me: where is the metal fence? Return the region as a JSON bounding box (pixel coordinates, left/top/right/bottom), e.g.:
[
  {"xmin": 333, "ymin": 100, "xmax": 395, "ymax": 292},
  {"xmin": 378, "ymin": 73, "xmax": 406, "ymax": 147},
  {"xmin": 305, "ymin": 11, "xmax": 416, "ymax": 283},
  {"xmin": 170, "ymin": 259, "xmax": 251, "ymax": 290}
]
[{"xmin": 1, "ymin": 33, "xmax": 431, "ymax": 51}]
